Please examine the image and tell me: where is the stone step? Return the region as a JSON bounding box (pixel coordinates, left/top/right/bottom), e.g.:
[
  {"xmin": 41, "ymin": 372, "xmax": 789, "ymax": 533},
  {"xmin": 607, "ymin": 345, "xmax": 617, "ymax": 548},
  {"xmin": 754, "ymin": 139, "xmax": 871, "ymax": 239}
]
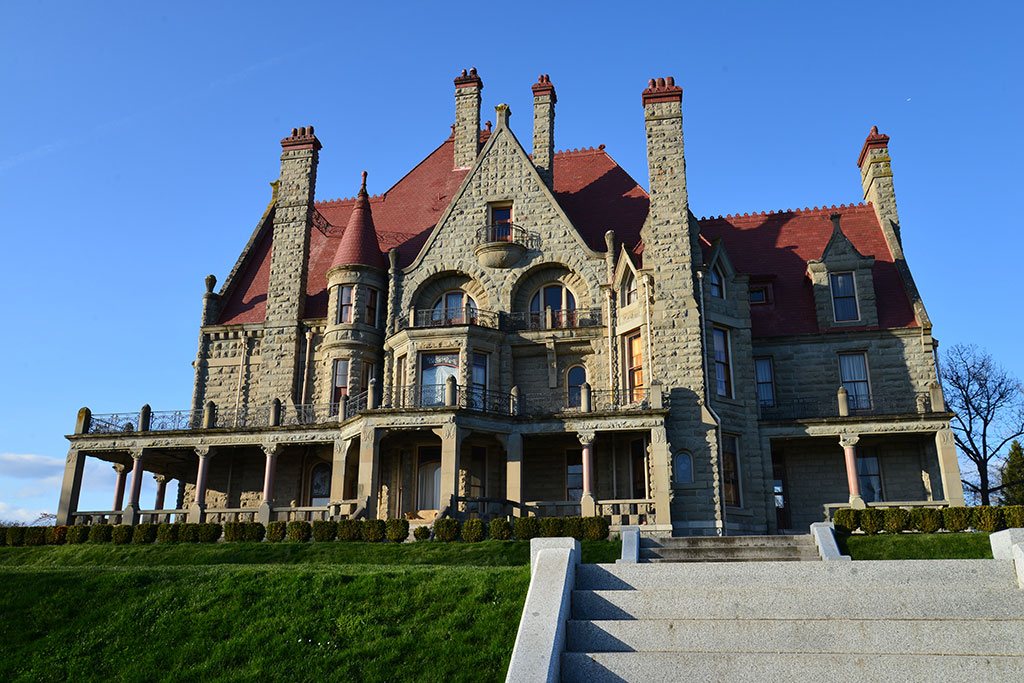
[
  {"xmin": 561, "ymin": 652, "xmax": 1024, "ymax": 683},
  {"xmin": 639, "ymin": 546, "xmax": 820, "ymax": 562},
  {"xmin": 575, "ymin": 559, "xmax": 1016, "ymax": 591},
  {"xmin": 571, "ymin": 587, "xmax": 1024, "ymax": 621},
  {"xmin": 565, "ymin": 618, "xmax": 1024, "ymax": 656},
  {"xmin": 641, "ymin": 534, "xmax": 814, "ymax": 549}
]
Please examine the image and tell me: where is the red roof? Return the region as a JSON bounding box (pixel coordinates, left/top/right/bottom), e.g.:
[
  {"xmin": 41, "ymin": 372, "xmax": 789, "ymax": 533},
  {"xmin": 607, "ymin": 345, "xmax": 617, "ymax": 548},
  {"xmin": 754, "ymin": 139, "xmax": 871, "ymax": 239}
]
[
  {"xmin": 698, "ymin": 203, "xmax": 916, "ymax": 337},
  {"xmin": 329, "ymin": 172, "xmax": 386, "ymax": 271},
  {"xmin": 216, "ymin": 137, "xmax": 915, "ymax": 338}
]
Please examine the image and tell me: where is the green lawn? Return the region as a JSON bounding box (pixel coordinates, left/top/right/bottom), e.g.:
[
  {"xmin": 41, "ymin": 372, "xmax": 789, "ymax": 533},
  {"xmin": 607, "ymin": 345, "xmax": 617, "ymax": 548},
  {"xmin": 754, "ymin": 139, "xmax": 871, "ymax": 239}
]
[
  {"xmin": 0, "ymin": 540, "xmax": 619, "ymax": 682},
  {"xmin": 837, "ymin": 532, "xmax": 993, "ymax": 560}
]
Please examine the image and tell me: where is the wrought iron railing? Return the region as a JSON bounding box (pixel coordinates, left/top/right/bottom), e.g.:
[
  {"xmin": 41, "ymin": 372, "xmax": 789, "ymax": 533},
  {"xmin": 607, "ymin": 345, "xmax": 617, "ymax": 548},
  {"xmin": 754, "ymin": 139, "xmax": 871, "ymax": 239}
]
[
  {"xmin": 476, "ymin": 223, "xmax": 535, "ymax": 248},
  {"xmin": 518, "ymin": 388, "xmax": 654, "ymax": 417},
  {"xmin": 503, "ymin": 311, "xmax": 545, "ymax": 331},
  {"xmin": 592, "ymin": 388, "xmax": 650, "ymax": 412},
  {"xmin": 503, "ymin": 308, "xmax": 602, "ymax": 332},
  {"xmin": 213, "ymin": 405, "xmax": 271, "ymax": 429},
  {"xmin": 552, "ymin": 307, "xmax": 602, "ymax": 329},
  {"xmin": 457, "ymin": 386, "xmax": 516, "ymax": 415},
  {"xmin": 87, "ymin": 413, "xmax": 138, "ymax": 434},
  {"xmin": 148, "ymin": 410, "xmax": 201, "ymax": 432},
  {"xmin": 395, "ymin": 307, "xmax": 502, "ymax": 331},
  {"xmin": 343, "ymin": 390, "xmax": 369, "ymax": 419},
  {"xmin": 758, "ymin": 394, "xmax": 928, "ymax": 421},
  {"xmin": 284, "ymin": 403, "xmax": 339, "ymax": 426}
]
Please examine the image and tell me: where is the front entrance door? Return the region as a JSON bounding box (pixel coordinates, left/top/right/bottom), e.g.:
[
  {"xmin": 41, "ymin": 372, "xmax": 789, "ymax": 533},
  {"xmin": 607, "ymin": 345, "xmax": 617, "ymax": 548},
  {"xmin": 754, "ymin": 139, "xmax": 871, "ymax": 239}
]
[
  {"xmin": 772, "ymin": 454, "xmax": 790, "ymax": 531},
  {"xmin": 417, "ymin": 447, "xmax": 442, "ymax": 511}
]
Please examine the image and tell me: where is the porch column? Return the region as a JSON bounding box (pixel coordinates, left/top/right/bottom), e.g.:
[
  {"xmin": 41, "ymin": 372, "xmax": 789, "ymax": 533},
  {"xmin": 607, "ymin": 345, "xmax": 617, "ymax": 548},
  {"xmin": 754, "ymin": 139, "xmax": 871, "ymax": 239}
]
[
  {"xmin": 153, "ymin": 474, "xmax": 168, "ymax": 510},
  {"xmin": 188, "ymin": 446, "xmax": 214, "ymax": 523},
  {"xmin": 935, "ymin": 427, "xmax": 966, "ymax": 506},
  {"xmin": 123, "ymin": 448, "xmax": 146, "ymax": 525},
  {"xmin": 437, "ymin": 422, "xmax": 465, "ymax": 514},
  {"xmin": 112, "ymin": 463, "xmax": 129, "ymax": 511},
  {"xmin": 648, "ymin": 424, "xmax": 673, "ymax": 526},
  {"xmin": 578, "ymin": 431, "xmax": 596, "ymax": 517},
  {"xmin": 839, "ymin": 434, "xmax": 865, "ymax": 509},
  {"xmin": 356, "ymin": 427, "xmax": 382, "ymax": 518},
  {"xmin": 330, "ymin": 438, "xmax": 353, "ymax": 509},
  {"xmin": 56, "ymin": 448, "xmax": 86, "ymax": 526},
  {"xmin": 503, "ymin": 432, "xmax": 524, "ymax": 516},
  {"xmin": 258, "ymin": 442, "xmax": 280, "ymax": 525}
]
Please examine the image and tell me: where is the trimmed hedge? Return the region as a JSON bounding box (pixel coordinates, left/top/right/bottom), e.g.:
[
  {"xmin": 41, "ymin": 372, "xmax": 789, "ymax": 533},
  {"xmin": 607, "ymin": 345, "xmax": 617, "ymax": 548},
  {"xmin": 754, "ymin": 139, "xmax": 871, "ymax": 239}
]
[
  {"xmin": 513, "ymin": 517, "xmax": 540, "ymax": 541},
  {"xmin": 286, "ymin": 521, "xmax": 312, "ymax": 543},
  {"xmin": 562, "ymin": 517, "xmax": 585, "ymax": 541},
  {"xmin": 361, "ymin": 520, "xmax": 386, "ymax": 543},
  {"xmin": 859, "ymin": 509, "xmax": 885, "ymax": 535},
  {"xmin": 46, "ymin": 526, "xmax": 68, "ymax": 546},
  {"xmin": 833, "ymin": 508, "xmax": 859, "ymax": 534},
  {"xmin": 132, "ymin": 523, "xmax": 157, "ymax": 544},
  {"xmin": 66, "ymin": 526, "xmax": 89, "ymax": 544},
  {"xmin": 1004, "ymin": 505, "xmax": 1024, "ymax": 529},
  {"xmin": 336, "ymin": 519, "xmax": 361, "ymax": 541},
  {"xmin": 461, "ymin": 519, "xmax": 486, "ymax": 543},
  {"xmin": 112, "ymin": 525, "xmax": 133, "ymax": 545},
  {"xmin": 433, "ymin": 518, "xmax": 459, "ymax": 542},
  {"xmin": 910, "ymin": 508, "xmax": 942, "ymax": 534},
  {"xmin": 312, "ymin": 520, "xmax": 337, "ymax": 542},
  {"xmin": 88, "ymin": 524, "xmax": 113, "ymax": 544},
  {"xmin": 413, "ymin": 525, "xmax": 431, "ymax": 541},
  {"xmin": 266, "ymin": 521, "xmax": 287, "ymax": 543},
  {"xmin": 5, "ymin": 526, "xmax": 26, "ymax": 547},
  {"xmin": 539, "ymin": 518, "xmax": 563, "ymax": 538},
  {"xmin": 488, "ymin": 518, "xmax": 512, "ymax": 541},
  {"xmin": 582, "ymin": 516, "xmax": 610, "ymax": 541},
  {"xmin": 385, "ymin": 519, "xmax": 410, "ymax": 543},
  {"xmin": 156, "ymin": 523, "xmax": 180, "ymax": 544},
  {"xmin": 882, "ymin": 508, "xmax": 911, "ymax": 534},
  {"xmin": 223, "ymin": 522, "xmax": 245, "ymax": 542},
  {"xmin": 972, "ymin": 506, "xmax": 1004, "ymax": 533},
  {"xmin": 23, "ymin": 527, "xmax": 47, "ymax": 546},
  {"xmin": 943, "ymin": 507, "xmax": 971, "ymax": 533}
]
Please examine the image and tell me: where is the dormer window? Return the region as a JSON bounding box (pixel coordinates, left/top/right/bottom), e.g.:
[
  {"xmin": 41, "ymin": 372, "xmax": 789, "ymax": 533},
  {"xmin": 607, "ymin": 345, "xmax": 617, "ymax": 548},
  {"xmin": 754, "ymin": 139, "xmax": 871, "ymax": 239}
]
[
  {"xmin": 830, "ymin": 272, "xmax": 859, "ymax": 322},
  {"xmin": 749, "ymin": 284, "xmax": 772, "ymax": 305},
  {"xmin": 489, "ymin": 203, "xmax": 513, "ymax": 241},
  {"xmin": 622, "ymin": 272, "xmax": 638, "ymax": 306},
  {"xmin": 709, "ymin": 265, "xmax": 725, "ymax": 298}
]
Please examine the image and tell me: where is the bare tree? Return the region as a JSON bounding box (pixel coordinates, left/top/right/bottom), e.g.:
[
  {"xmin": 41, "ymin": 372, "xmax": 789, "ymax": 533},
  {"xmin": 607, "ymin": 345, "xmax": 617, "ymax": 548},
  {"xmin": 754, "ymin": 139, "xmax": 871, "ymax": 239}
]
[{"xmin": 942, "ymin": 344, "xmax": 1024, "ymax": 505}]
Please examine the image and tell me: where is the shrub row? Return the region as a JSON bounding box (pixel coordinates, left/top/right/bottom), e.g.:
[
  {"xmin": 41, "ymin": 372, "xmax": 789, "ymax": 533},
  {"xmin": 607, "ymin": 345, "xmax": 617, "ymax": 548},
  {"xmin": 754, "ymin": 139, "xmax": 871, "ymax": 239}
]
[
  {"xmin": 833, "ymin": 505, "xmax": 1024, "ymax": 535},
  {"xmin": 1, "ymin": 514, "xmax": 614, "ymax": 546}
]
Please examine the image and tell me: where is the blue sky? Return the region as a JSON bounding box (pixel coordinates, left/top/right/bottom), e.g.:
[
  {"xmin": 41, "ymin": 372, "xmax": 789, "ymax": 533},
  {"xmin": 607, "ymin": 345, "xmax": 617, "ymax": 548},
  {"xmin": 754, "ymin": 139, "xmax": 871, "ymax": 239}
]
[{"xmin": 1, "ymin": 2, "xmax": 1021, "ymax": 521}]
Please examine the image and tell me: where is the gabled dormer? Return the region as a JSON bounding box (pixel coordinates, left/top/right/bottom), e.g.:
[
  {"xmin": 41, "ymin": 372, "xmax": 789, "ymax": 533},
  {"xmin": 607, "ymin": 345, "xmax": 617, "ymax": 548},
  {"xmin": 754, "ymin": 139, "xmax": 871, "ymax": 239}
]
[{"xmin": 806, "ymin": 213, "xmax": 878, "ymax": 329}]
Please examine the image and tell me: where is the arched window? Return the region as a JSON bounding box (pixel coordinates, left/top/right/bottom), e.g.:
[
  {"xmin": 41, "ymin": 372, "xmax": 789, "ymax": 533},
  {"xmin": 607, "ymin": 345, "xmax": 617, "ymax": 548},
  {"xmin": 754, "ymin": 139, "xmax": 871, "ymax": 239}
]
[
  {"xmin": 530, "ymin": 284, "xmax": 576, "ymax": 327},
  {"xmin": 566, "ymin": 365, "xmax": 586, "ymax": 408},
  {"xmin": 621, "ymin": 272, "xmax": 638, "ymax": 306},
  {"xmin": 310, "ymin": 462, "xmax": 331, "ymax": 506},
  {"xmin": 673, "ymin": 451, "xmax": 693, "ymax": 486},
  {"xmin": 709, "ymin": 265, "xmax": 725, "ymax": 299},
  {"xmin": 432, "ymin": 291, "xmax": 477, "ymax": 325}
]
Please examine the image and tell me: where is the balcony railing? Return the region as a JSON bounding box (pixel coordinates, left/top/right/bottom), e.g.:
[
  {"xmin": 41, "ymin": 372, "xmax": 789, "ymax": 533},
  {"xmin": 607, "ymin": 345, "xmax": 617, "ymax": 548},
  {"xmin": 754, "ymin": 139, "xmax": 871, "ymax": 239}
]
[
  {"xmin": 214, "ymin": 405, "xmax": 272, "ymax": 429},
  {"xmin": 395, "ymin": 307, "xmax": 502, "ymax": 331},
  {"xmin": 518, "ymin": 387, "xmax": 656, "ymax": 417},
  {"xmin": 503, "ymin": 307, "xmax": 602, "ymax": 332},
  {"xmin": 458, "ymin": 386, "xmax": 516, "ymax": 416},
  {"xmin": 758, "ymin": 394, "xmax": 931, "ymax": 421},
  {"xmin": 148, "ymin": 410, "xmax": 201, "ymax": 432},
  {"xmin": 476, "ymin": 223, "xmax": 533, "ymax": 247}
]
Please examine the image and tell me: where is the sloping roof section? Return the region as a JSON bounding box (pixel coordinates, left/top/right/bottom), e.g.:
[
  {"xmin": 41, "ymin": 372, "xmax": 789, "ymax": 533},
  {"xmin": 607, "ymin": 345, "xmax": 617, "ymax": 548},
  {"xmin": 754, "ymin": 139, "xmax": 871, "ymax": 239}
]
[
  {"xmin": 697, "ymin": 203, "xmax": 916, "ymax": 337},
  {"xmin": 329, "ymin": 171, "xmax": 387, "ymax": 271}
]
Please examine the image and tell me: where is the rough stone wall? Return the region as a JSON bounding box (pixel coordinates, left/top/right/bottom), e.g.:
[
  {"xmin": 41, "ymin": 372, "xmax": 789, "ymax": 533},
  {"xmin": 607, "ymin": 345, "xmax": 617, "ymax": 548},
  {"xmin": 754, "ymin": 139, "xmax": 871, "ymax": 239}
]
[
  {"xmin": 532, "ymin": 91, "xmax": 555, "ymax": 185},
  {"xmin": 454, "ymin": 81, "xmax": 481, "ymax": 169},
  {"xmin": 806, "ymin": 228, "xmax": 878, "ymax": 330},
  {"xmin": 192, "ymin": 331, "xmax": 264, "ymax": 412}
]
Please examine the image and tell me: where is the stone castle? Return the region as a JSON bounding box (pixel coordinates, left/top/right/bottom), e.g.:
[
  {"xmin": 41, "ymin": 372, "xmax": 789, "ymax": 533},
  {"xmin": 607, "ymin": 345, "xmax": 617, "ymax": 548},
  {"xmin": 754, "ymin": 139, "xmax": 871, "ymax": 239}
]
[{"xmin": 57, "ymin": 70, "xmax": 964, "ymax": 534}]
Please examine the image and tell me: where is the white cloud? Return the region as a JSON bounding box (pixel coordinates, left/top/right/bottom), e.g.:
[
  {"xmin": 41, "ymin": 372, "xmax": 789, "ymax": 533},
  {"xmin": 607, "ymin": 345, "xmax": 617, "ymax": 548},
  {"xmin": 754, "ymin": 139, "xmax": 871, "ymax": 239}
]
[
  {"xmin": 0, "ymin": 452, "xmax": 65, "ymax": 480},
  {"xmin": 0, "ymin": 501, "xmax": 47, "ymax": 524}
]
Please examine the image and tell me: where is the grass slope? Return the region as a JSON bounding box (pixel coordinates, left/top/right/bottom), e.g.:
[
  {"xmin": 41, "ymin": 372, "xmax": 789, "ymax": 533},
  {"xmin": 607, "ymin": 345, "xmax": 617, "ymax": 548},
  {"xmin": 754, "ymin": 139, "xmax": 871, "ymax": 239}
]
[
  {"xmin": 0, "ymin": 540, "xmax": 619, "ymax": 682},
  {"xmin": 837, "ymin": 532, "xmax": 993, "ymax": 560}
]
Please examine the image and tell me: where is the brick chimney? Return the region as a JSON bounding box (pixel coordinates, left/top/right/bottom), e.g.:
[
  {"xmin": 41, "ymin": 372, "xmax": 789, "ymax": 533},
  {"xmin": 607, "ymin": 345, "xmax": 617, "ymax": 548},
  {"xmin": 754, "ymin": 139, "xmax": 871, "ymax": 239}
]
[
  {"xmin": 454, "ymin": 68, "xmax": 483, "ymax": 169},
  {"xmin": 261, "ymin": 125, "xmax": 321, "ymax": 405},
  {"xmin": 857, "ymin": 125, "xmax": 900, "ymax": 236},
  {"xmin": 532, "ymin": 74, "xmax": 556, "ymax": 187}
]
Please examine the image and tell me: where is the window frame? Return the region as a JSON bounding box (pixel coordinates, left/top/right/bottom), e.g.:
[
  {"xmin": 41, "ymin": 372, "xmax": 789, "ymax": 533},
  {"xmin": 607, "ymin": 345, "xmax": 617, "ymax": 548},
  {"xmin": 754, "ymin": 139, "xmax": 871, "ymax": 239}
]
[
  {"xmin": 566, "ymin": 448, "xmax": 583, "ymax": 503},
  {"xmin": 365, "ymin": 287, "xmax": 380, "ymax": 327},
  {"xmin": 432, "ymin": 290, "xmax": 477, "ymax": 324},
  {"xmin": 829, "ymin": 271, "xmax": 860, "ymax": 322},
  {"xmin": 721, "ymin": 434, "xmax": 742, "ymax": 508},
  {"xmin": 672, "ymin": 450, "xmax": 694, "ymax": 487},
  {"xmin": 330, "ymin": 358, "xmax": 350, "ymax": 414},
  {"xmin": 856, "ymin": 452, "xmax": 884, "ymax": 503},
  {"xmin": 566, "ymin": 365, "xmax": 587, "ymax": 408},
  {"xmin": 625, "ymin": 331, "xmax": 644, "ymax": 402},
  {"xmin": 488, "ymin": 202, "xmax": 513, "ymax": 241},
  {"xmin": 337, "ymin": 285, "xmax": 354, "ymax": 324},
  {"xmin": 838, "ymin": 352, "xmax": 872, "ymax": 411},
  {"xmin": 622, "ymin": 271, "xmax": 638, "ymax": 307},
  {"xmin": 308, "ymin": 462, "xmax": 331, "ymax": 506},
  {"xmin": 712, "ymin": 327, "xmax": 734, "ymax": 399},
  {"xmin": 749, "ymin": 284, "xmax": 772, "ymax": 305},
  {"xmin": 754, "ymin": 356, "xmax": 776, "ymax": 408},
  {"xmin": 709, "ymin": 265, "xmax": 725, "ymax": 299}
]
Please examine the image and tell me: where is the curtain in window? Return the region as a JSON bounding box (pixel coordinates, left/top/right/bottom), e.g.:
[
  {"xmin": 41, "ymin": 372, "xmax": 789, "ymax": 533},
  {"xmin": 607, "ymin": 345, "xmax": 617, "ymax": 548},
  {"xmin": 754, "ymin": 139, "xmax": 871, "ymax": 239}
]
[
  {"xmin": 420, "ymin": 353, "xmax": 458, "ymax": 406},
  {"xmin": 755, "ymin": 358, "xmax": 775, "ymax": 407},
  {"xmin": 567, "ymin": 366, "xmax": 586, "ymax": 408},
  {"xmin": 722, "ymin": 435, "xmax": 740, "ymax": 506},
  {"xmin": 839, "ymin": 353, "xmax": 871, "ymax": 409},
  {"xmin": 831, "ymin": 273, "xmax": 858, "ymax": 321},
  {"xmin": 310, "ymin": 463, "xmax": 331, "ymax": 506},
  {"xmin": 856, "ymin": 455, "xmax": 882, "ymax": 502}
]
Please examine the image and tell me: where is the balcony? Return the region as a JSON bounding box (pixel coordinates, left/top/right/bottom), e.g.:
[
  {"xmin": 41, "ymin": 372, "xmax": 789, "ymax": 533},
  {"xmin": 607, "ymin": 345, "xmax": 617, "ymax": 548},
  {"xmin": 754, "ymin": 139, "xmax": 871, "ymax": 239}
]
[
  {"xmin": 395, "ymin": 307, "xmax": 502, "ymax": 332},
  {"xmin": 474, "ymin": 223, "xmax": 534, "ymax": 268},
  {"xmin": 394, "ymin": 307, "xmax": 602, "ymax": 334},
  {"xmin": 758, "ymin": 393, "xmax": 933, "ymax": 422},
  {"xmin": 503, "ymin": 307, "xmax": 602, "ymax": 332}
]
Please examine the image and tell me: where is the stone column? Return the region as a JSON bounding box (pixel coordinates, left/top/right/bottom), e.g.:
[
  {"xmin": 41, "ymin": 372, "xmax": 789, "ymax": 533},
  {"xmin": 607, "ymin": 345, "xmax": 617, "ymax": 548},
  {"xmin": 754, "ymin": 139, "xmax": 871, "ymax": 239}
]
[
  {"xmin": 258, "ymin": 443, "xmax": 281, "ymax": 525},
  {"xmin": 330, "ymin": 438, "xmax": 353, "ymax": 508},
  {"xmin": 453, "ymin": 68, "xmax": 483, "ymax": 169},
  {"xmin": 188, "ymin": 446, "xmax": 214, "ymax": 523},
  {"xmin": 531, "ymin": 74, "xmax": 556, "ymax": 187},
  {"xmin": 153, "ymin": 474, "xmax": 168, "ymax": 510},
  {"xmin": 839, "ymin": 434, "xmax": 865, "ymax": 509},
  {"xmin": 578, "ymin": 432, "xmax": 596, "ymax": 517},
  {"xmin": 648, "ymin": 425, "xmax": 674, "ymax": 526},
  {"xmin": 935, "ymin": 427, "xmax": 966, "ymax": 506},
  {"xmin": 56, "ymin": 448, "xmax": 86, "ymax": 526},
  {"xmin": 112, "ymin": 463, "xmax": 129, "ymax": 511},
  {"xmin": 504, "ymin": 433, "xmax": 524, "ymax": 516},
  {"xmin": 356, "ymin": 427, "xmax": 382, "ymax": 518},
  {"xmin": 437, "ymin": 422, "xmax": 464, "ymax": 513},
  {"xmin": 123, "ymin": 449, "xmax": 145, "ymax": 525}
]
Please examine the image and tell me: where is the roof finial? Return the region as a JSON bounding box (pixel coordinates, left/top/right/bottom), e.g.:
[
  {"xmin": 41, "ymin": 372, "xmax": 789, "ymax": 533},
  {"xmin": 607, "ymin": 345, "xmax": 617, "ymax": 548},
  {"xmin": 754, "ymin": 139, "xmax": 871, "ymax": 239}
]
[
  {"xmin": 870, "ymin": 125, "xmax": 879, "ymax": 135},
  {"xmin": 360, "ymin": 170, "xmax": 368, "ymax": 195}
]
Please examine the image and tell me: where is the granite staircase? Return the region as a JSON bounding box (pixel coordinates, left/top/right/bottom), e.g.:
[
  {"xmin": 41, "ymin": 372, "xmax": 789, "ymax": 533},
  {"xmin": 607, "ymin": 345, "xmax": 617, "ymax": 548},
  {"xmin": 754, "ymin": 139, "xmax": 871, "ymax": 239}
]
[
  {"xmin": 562, "ymin": 559, "xmax": 1024, "ymax": 681},
  {"xmin": 640, "ymin": 534, "xmax": 818, "ymax": 562}
]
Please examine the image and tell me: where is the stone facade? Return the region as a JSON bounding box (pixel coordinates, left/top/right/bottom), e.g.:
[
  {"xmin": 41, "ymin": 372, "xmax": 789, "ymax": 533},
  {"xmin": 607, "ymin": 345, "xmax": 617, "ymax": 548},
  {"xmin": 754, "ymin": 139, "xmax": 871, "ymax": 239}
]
[{"xmin": 59, "ymin": 71, "xmax": 964, "ymax": 535}]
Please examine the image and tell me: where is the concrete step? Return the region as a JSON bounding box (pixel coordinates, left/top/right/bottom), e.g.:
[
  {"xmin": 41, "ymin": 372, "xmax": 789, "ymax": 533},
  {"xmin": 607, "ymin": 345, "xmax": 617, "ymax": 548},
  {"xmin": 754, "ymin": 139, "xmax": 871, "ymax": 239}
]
[
  {"xmin": 575, "ymin": 559, "xmax": 1017, "ymax": 591},
  {"xmin": 571, "ymin": 587, "xmax": 1024, "ymax": 621},
  {"xmin": 565, "ymin": 618, "xmax": 1024, "ymax": 656},
  {"xmin": 639, "ymin": 546, "xmax": 820, "ymax": 562},
  {"xmin": 561, "ymin": 652, "xmax": 1024, "ymax": 683},
  {"xmin": 642, "ymin": 534, "xmax": 814, "ymax": 549}
]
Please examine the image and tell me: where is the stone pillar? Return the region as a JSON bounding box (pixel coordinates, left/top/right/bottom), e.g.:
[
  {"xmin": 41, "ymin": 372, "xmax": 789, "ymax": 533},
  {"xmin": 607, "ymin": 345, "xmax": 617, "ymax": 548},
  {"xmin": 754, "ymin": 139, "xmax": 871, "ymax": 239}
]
[
  {"xmin": 531, "ymin": 74, "xmax": 556, "ymax": 187},
  {"xmin": 437, "ymin": 422, "xmax": 464, "ymax": 512},
  {"xmin": 453, "ymin": 68, "xmax": 482, "ymax": 169},
  {"xmin": 153, "ymin": 474, "xmax": 168, "ymax": 510},
  {"xmin": 258, "ymin": 443, "xmax": 281, "ymax": 525},
  {"xmin": 330, "ymin": 438, "xmax": 352, "ymax": 507},
  {"xmin": 112, "ymin": 463, "xmax": 129, "ymax": 511},
  {"xmin": 504, "ymin": 432, "xmax": 524, "ymax": 516},
  {"xmin": 578, "ymin": 432, "xmax": 596, "ymax": 516},
  {"xmin": 356, "ymin": 427, "xmax": 382, "ymax": 518},
  {"xmin": 188, "ymin": 446, "xmax": 214, "ymax": 523},
  {"xmin": 123, "ymin": 449, "xmax": 145, "ymax": 525},
  {"xmin": 839, "ymin": 434, "xmax": 865, "ymax": 509},
  {"xmin": 858, "ymin": 126, "xmax": 900, "ymax": 233},
  {"xmin": 935, "ymin": 427, "xmax": 966, "ymax": 506},
  {"xmin": 648, "ymin": 425, "xmax": 674, "ymax": 526},
  {"xmin": 56, "ymin": 448, "xmax": 86, "ymax": 526},
  {"xmin": 260, "ymin": 126, "xmax": 321, "ymax": 407}
]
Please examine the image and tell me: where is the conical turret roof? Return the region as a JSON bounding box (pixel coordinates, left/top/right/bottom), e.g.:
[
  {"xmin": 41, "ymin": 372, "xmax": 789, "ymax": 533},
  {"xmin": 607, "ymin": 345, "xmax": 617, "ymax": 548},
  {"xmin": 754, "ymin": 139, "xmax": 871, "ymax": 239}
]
[{"xmin": 330, "ymin": 171, "xmax": 386, "ymax": 270}]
